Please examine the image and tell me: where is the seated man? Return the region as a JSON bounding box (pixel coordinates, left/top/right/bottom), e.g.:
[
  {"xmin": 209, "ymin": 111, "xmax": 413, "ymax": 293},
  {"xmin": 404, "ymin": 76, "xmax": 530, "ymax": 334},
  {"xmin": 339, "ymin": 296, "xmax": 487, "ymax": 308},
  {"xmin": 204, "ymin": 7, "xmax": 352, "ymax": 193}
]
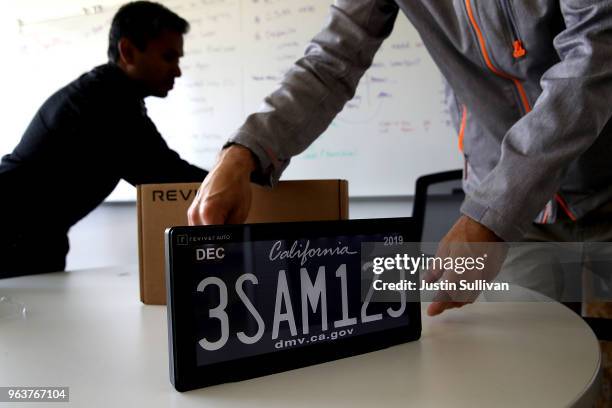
[{"xmin": 0, "ymin": 1, "xmax": 207, "ymax": 277}]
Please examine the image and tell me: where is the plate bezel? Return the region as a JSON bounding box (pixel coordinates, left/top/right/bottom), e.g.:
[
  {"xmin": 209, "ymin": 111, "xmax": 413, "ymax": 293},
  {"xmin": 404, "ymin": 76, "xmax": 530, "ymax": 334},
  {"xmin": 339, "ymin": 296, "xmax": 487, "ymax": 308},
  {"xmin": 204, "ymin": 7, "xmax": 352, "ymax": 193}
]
[{"xmin": 165, "ymin": 218, "xmax": 421, "ymax": 392}]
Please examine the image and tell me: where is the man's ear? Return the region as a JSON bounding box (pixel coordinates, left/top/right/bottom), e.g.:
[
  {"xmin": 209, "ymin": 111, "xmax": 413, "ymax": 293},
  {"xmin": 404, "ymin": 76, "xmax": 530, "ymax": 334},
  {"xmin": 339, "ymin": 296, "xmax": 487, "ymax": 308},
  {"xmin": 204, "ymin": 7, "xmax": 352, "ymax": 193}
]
[{"xmin": 118, "ymin": 38, "xmax": 136, "ymax": 65}]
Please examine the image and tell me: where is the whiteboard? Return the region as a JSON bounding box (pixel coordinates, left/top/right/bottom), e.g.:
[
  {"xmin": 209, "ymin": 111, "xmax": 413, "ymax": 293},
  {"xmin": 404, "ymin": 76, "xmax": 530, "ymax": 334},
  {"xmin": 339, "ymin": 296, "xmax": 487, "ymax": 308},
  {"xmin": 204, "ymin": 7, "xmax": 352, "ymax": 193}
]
[{"xmin": 2, "ymin": 0, "xmax": 462, "ymax": 200}]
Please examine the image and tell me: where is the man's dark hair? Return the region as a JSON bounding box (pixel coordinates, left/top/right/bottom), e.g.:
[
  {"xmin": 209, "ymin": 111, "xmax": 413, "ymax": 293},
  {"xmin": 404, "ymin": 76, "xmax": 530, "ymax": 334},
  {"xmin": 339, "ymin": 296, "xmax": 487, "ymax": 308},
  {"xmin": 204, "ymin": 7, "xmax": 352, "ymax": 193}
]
[{"xmin": 108, "ymin": 1, "xmax": 189, "ymax": 63}]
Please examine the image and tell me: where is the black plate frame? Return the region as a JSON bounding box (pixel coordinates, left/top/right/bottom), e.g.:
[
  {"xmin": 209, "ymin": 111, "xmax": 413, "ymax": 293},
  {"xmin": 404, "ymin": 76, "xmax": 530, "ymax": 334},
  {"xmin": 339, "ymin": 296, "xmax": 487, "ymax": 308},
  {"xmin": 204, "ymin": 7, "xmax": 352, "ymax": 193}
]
[{"xmin": 165, "ymin": 218, "xmax": 421, "ymax": 392}]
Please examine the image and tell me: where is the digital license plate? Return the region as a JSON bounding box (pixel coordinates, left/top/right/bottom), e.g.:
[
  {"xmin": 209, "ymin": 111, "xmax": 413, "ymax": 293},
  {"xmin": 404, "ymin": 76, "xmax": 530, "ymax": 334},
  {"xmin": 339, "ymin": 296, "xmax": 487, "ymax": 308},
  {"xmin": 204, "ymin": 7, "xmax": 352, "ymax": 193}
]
[{"xmin": 165, "ymin": 218, "xmax": 421, "ymax": 391}]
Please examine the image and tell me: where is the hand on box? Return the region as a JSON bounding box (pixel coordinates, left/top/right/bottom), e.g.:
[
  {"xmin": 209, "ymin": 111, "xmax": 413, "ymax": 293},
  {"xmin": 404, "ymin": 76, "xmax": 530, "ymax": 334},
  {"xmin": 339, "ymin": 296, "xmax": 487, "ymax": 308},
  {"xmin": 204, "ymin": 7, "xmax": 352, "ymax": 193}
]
[{"xmin": 188, "ymin": 145, "xmax": 256, "ymax": 225}]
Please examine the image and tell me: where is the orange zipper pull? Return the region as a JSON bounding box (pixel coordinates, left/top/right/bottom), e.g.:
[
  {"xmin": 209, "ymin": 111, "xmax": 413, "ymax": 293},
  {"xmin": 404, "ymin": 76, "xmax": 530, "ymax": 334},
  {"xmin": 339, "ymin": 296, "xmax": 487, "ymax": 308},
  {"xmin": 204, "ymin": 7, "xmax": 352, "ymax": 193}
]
[{"xmin": 513, "ymin": 40, "xmax": 526, "ymax": 58}]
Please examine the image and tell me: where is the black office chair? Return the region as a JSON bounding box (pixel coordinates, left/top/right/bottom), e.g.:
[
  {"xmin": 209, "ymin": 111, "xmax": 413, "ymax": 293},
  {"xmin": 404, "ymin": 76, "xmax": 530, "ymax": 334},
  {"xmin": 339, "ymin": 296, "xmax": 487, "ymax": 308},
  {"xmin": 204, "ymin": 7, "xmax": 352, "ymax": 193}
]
[
  {"xmin": 412, "ymin": 169, "xmax": 464, "ymax": 245},
  {"xmin": 412, "ymin": 170, "xmax": 612, "ymax": 341}
]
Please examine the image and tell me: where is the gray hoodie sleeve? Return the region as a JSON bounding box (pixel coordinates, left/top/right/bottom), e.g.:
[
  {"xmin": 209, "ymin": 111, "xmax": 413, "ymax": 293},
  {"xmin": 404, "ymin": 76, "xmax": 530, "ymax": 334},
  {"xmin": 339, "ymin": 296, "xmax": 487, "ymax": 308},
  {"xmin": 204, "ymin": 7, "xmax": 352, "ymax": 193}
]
[
  {"xmin": 461, "ymin": 0, "xmax": 612, "ymax": 241},
  {"xmin": 227, "ymin": 0, "xmax": 399, "ymax": 185}
]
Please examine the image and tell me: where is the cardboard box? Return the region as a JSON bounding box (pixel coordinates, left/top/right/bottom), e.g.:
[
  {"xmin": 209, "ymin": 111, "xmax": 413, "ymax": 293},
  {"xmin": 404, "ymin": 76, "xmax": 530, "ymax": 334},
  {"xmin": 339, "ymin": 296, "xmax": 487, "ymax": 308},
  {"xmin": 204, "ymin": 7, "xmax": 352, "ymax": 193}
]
[{"xmin": 137, "ymin": 180, "xmax": 349, "ymax": 304}]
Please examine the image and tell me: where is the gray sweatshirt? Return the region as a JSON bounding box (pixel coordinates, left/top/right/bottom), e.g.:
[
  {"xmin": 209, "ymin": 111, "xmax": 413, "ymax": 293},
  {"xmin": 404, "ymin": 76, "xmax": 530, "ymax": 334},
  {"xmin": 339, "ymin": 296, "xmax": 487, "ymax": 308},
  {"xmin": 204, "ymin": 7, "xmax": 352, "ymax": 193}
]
[{"xmin": 228, "ymin": 0, "xmax": 612, "ymax": 241}]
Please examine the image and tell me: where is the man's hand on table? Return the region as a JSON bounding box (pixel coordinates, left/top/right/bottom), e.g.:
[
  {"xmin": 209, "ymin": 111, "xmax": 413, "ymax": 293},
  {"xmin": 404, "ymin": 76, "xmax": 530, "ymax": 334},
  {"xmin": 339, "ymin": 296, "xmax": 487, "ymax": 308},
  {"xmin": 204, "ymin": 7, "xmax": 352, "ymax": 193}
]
[{"xmin": 425, "ymin": 215, "xmax": 508, "ymax": 317}]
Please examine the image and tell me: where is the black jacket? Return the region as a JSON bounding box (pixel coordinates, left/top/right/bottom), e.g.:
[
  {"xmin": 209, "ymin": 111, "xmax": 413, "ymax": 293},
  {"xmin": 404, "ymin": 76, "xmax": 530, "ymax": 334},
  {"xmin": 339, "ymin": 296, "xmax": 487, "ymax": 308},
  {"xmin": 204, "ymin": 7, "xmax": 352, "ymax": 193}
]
[{"xmin": 0, "ymin": 63, "xmax": 207, "ymax": 275}]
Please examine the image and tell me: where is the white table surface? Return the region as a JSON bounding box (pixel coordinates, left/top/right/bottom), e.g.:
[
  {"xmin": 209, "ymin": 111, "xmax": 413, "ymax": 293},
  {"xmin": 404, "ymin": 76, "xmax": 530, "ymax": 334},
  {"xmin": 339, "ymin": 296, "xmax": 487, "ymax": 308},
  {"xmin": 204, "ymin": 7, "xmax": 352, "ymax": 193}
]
[{"xmin": 0, "ymin": 267, "xmax": 601, "ymax": 408}]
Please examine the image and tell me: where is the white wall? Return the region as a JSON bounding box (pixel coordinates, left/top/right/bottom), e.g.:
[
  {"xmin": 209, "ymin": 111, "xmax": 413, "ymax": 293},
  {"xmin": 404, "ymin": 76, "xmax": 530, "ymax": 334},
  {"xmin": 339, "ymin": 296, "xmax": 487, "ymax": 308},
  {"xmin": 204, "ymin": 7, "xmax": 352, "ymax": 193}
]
[
  {"xmin": 66, "ymin": 203, "xmax": 139, "ymax": 270},
  {"xmin": 0, "ymin": 0, "xmax": 122, "ymax": 154}
]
